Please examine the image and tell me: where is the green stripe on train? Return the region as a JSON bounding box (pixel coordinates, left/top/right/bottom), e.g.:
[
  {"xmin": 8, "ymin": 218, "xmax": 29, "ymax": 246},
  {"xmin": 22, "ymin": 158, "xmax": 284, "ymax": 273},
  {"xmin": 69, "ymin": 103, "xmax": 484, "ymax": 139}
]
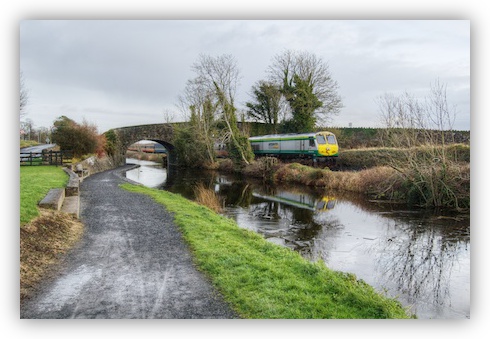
[
  {"xmin": 250, "ymin": 136, "xmax": 312, "ymax": 143},
  {"xmin": 253, "ymin": 150, "xmax": 338, "ymax": 157}
]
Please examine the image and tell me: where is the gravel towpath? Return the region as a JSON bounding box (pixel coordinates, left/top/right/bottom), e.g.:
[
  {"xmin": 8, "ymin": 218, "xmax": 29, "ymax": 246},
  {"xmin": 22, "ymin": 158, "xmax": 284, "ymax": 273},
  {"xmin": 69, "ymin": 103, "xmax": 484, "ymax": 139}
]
[{"xmin": 20, "ymin": 165, "xmax": 238, "ymax": 319}]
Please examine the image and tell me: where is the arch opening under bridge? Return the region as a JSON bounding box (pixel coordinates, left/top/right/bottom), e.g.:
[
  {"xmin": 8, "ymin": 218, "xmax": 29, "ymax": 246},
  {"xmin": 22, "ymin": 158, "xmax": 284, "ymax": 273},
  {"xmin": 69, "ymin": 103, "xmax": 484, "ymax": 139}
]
[{"xmin": 109, "ymin": 123, "xmax": 178, "ymax": 167}]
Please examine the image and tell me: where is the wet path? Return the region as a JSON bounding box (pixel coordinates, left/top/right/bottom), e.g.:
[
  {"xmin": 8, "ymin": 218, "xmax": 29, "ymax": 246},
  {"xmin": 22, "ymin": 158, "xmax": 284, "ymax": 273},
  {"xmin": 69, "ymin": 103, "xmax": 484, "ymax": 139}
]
[{"xmin": 20, "ymin": 165, "xmax": 238, "ymax": 319}]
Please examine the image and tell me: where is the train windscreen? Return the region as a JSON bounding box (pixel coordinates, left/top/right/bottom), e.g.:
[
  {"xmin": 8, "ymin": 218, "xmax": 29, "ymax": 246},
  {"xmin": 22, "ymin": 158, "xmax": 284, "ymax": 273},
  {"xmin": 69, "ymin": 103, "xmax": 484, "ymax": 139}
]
[
  {"xmin": 316, "ymin": 135, "xmax": 326, "ymax": 144},
  {"xmin": 327, "ymin": 135, "xmax": 336, "ymax": 144}
]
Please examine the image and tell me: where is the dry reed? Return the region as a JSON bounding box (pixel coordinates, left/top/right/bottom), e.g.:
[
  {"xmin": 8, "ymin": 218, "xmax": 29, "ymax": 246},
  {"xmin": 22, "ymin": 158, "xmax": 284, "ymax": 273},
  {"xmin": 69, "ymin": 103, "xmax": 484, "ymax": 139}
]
[{"xmin": 194, "ymin": 183, "xmax": 223, "ymax": 213}]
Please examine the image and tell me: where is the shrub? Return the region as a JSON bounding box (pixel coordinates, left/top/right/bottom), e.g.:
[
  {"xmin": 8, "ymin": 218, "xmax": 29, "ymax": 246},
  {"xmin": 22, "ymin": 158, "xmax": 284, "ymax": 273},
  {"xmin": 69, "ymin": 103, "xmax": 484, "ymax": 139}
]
[
  {"xmin": 242, "ymin": 157, "xmax": 280, "ymax": 181},
  {"xmin": 173, "ymin": 125, "xmax": 210, "ymax": 168},
  {"xmin": 218, "ymin": 158, "xmax": 235, "ymax": 173},
  {"xmin": 51, "ymin": 116, "xmax": 102, "ymax": 158}
]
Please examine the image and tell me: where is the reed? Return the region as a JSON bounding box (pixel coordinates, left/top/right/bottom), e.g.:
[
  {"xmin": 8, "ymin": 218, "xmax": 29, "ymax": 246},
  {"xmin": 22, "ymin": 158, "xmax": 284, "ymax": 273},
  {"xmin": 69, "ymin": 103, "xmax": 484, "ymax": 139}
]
[{"xmin": 194, "ymin": 182, "xmax": 223, "ymax": 213}]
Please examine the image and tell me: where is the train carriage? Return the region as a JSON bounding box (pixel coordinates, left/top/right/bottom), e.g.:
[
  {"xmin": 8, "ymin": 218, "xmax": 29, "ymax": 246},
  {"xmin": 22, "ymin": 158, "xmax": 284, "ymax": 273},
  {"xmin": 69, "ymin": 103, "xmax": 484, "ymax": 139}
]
[{"xmin": 248, "ymin": 131, "xmax": 339, "ymax": 162}]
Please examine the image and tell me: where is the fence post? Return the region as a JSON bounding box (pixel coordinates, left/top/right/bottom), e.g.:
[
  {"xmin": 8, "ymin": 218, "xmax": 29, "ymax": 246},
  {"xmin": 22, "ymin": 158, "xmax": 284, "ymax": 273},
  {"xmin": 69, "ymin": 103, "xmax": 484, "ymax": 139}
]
[{"xmin": 29, "ymin": 152, "xmax": 33, "ymax": 166}]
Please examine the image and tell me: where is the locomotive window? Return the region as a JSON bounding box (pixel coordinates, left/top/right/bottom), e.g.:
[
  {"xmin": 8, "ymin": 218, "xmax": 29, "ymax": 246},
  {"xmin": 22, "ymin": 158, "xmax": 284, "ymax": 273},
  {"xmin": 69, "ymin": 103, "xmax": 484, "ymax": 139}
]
[
  {"xmin": 316, "ymin": 135, "xmax": 326, "ymax": 144},
  {"xmin": 309, "ymin": 138, "xmax": 315, "ymax": 147},
  {"xmin": 327, "ymin": 135, "xmax": 337, "ymax": 144}
]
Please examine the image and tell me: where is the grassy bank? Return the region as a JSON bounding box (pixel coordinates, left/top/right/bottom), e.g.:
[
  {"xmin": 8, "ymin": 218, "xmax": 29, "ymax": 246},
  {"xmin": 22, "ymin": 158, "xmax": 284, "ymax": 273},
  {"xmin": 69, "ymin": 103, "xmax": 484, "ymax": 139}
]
[
  {"xmin": 338, "ymin": 144, "xmax": 470, "ymax": 170},
  {"xmin": 239, "ymin": 151, "xmax": 470, "ymax": 210},
  {"xmin": 20, "ymin": 166, "xmax": 69, "ymax": 225},
  {"xmin": 121, "ymin": 183, "xmax": 412, "ymax": 319},
  {"xmin": 20, "ymin": 166, "xmax": 84, "ymax": 300},
  {"xmin": 272, "ymin": 162, "xmax": 469, "ymax": 209},
  {"xmin": 20, "ymin": 140, "xmax": 39, "ymax": 148}
]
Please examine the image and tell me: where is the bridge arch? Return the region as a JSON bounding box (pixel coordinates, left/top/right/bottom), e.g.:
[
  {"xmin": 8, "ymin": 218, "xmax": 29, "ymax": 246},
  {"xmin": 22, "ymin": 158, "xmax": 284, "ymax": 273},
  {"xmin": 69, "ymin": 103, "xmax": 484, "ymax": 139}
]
[{"xmin": 109, "ymin": 123, "xmax": 178, "ymax": 166}]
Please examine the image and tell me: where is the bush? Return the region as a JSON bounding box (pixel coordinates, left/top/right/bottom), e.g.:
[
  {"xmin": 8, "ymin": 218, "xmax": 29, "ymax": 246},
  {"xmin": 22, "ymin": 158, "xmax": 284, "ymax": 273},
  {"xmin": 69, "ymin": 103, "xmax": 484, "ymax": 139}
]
[
  {"xmin": 218, "ymin": 158, "xmax": 235, "ymax": 173},
  {"xmin": 400, "ymin": 163, "xmax": 470, "ymax": 209},
  {"xmin": 173, "ymin": 126, "xmax": 210, "ymax": 168},
  {"xmin": 51, "ymin": 116, "xmax": 102, "ymax": 158},
  {"xmin": 242, "ymin": 157, "xmax": 279, "ymax": 180}
]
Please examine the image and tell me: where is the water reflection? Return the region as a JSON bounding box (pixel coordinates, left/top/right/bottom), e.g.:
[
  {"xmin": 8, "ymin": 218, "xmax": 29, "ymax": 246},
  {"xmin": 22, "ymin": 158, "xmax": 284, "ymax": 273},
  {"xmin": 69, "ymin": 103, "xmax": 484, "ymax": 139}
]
[
  {"xmin": 125, "ymin": 159, "xmax": 470, "ymax": 319},
  {"xmin": 125, "ymin": 159, "xmax": 167, "ymax": 187}
]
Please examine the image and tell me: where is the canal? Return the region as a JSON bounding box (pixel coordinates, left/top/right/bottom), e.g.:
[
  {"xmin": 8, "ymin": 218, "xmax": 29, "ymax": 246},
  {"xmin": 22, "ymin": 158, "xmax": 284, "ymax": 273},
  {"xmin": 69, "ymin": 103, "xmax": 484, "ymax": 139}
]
[{"xmin": 125, "ymin": 159, "xmax": 470, "ymax": 319}]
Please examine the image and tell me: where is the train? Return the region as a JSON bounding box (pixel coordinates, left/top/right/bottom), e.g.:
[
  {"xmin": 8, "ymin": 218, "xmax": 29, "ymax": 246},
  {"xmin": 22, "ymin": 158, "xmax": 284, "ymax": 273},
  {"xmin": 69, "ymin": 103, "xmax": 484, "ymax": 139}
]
[
  {"xmin": 248, "ymin": 131, "xmax": 339, "ymax": 162},
  {"xmin": 127, "ymin": 143, "xmax": 167, "ymax": 154}
]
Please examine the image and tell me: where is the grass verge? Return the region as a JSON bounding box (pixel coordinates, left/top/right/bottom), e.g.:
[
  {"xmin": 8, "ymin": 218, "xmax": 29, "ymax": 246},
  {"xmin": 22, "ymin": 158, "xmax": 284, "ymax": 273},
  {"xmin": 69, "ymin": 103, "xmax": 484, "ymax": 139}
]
[
  {"xmin": 20, "ymin": 166, "xmax": 69, "ymax": 225},
  {"xmin": 20, "ymin": 166, "xmax": 83, "ymax": 301},
  {"xmin": 20, "ymin": 140, "xmax": 39, "ymax": 148},
  {"xmin": 121, "ymin": 183, "xmax": 413, "ymax": 319}
]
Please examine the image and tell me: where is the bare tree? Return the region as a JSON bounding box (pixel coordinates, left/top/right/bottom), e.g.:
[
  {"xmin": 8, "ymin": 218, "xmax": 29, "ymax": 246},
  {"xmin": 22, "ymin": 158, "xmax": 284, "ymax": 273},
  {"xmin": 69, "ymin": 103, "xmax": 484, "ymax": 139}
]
[
  {"xmin": 162, "ymin": 108, "xmax": 175, "ymax": 124},
  {"xmin": 378, "ymin": 80, "xmax": 467, "ymax": 208},
  {"xmin": 191, "ymin": 54, "xmax": 253, "ymax": 165},
  {"xmin": 20, "ymin": 71, "xmax": 29, "ymax": 119},
  {"xmin": 20, "ymin": 119, "xmax": 34, "ymax": 140},
  {"xmin": 268, "ymin": 50, "xmax": 343, "ymax": 124},
  {"xmin": 177, "ymin": 76, "xmax": 218, "ymax": 165}
]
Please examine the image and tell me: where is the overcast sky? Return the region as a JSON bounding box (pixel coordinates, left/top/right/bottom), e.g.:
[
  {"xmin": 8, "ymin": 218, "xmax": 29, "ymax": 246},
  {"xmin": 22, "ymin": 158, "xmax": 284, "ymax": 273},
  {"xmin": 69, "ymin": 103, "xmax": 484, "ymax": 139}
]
[{"xmin": 20, "ymin": 20, "xmax": 470, "ymax": 133}]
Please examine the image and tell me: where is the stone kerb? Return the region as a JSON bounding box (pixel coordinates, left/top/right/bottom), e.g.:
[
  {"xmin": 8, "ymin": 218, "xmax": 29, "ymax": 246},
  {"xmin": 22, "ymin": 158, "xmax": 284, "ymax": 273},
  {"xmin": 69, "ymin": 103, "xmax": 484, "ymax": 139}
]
[{"xmin": 63, "ymin": 167, "xmax": 80, "ymax": 196}]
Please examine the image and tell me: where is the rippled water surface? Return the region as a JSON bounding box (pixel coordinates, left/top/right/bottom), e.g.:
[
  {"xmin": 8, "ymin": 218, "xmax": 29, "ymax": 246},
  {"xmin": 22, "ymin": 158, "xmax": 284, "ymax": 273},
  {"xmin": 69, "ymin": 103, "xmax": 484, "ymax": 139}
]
[{"xmin": 125, "ymin": 159, "xmax": 470, "ymax": 319}]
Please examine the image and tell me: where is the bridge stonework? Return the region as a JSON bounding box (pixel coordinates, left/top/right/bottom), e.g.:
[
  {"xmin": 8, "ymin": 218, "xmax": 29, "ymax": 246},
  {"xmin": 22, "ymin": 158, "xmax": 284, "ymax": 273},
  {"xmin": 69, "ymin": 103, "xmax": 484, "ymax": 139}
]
[{"xmin": 110, "ymin": 123, "xmax": 177, "ymax": 166}]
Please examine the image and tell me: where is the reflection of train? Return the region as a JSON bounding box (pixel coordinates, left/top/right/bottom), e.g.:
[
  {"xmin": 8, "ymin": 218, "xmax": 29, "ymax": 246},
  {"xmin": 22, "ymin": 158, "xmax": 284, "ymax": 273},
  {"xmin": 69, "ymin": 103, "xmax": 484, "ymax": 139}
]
[
  {"xmin": 249, "ymin": 131, "xmax": 339, "ymax": 161},
  {"xmin": 128, "ymin": 143, "xmax": 167, "ymax": 154},
  {"xmin": 253, "ymin": 189, "xmax": 336, "ymax": 212}
]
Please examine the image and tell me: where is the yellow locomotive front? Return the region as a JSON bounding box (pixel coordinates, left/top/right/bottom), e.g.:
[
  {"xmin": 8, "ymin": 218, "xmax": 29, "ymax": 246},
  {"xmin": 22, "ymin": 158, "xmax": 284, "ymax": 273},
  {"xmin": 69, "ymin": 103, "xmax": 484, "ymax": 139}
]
[{"xmin": 315, "ymin": 132, "xmax": 339, "ymax": 157}]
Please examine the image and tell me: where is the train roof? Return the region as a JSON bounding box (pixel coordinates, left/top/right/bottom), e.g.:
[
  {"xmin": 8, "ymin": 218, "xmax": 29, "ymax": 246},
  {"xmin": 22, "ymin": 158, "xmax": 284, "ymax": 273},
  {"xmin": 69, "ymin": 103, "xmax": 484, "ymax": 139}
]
[{"xmin": 248, "ymin": 131, "xmax": 335, "ymax": 140}]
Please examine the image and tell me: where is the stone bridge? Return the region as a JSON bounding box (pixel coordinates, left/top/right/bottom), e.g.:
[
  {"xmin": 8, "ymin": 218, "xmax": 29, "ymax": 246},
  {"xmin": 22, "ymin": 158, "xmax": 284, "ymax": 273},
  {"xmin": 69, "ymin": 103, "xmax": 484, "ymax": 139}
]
[{"xmin": 109, "ymin": 123, "xmax": 179, "ymax": 166}]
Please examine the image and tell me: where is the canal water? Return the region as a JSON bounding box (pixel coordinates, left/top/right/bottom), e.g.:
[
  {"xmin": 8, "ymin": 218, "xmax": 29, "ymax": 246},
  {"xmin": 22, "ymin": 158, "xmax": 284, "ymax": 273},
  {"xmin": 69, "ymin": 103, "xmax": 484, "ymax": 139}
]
[{"xmin": 125, "ymin": 159, "xmax": 470, "ymax": 319}]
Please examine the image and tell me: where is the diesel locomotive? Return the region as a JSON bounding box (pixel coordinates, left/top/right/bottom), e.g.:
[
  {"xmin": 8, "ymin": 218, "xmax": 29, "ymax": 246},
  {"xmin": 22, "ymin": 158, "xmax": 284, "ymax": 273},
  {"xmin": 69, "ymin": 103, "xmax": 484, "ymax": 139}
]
[{"xmin": 248, "ymin": 131, "xmax": 339, "ymax": 162}]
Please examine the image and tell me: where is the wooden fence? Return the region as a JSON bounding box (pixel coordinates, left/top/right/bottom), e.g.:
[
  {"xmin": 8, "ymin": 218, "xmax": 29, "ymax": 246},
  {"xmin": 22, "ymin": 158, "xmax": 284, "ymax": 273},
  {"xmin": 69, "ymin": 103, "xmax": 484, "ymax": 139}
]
[{"xmin": 20, "ymin": 150, "xmax": 73, "ymax": 166}]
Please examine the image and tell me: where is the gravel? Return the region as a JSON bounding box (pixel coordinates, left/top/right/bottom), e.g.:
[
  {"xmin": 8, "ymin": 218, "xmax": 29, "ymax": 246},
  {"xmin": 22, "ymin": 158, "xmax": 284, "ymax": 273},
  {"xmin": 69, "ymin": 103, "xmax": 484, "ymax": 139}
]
[{"xmin": 20, "ymin": 165, "xmax": 238, "ymax": 319}]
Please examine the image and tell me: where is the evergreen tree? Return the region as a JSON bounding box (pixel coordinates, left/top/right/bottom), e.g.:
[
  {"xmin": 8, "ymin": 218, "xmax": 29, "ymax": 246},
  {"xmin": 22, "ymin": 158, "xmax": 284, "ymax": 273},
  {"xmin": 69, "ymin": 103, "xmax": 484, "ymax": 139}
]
[{"xmin": 282, "ymin": 74, "xmax": 322, "ymax": 133}]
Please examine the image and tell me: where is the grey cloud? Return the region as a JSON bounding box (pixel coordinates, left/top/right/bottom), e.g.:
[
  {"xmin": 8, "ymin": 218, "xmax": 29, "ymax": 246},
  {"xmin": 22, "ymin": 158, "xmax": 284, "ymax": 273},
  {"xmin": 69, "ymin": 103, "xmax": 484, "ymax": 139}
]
[{"xmin": 20, "ymin": 20, "xmax": 470, "ymax": 132}]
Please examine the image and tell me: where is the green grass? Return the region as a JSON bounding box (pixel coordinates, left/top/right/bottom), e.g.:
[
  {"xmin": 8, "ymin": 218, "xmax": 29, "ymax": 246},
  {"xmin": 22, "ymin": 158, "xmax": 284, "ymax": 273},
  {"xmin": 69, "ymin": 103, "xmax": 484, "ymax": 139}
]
[
  {"xmin": 20, "ymin": 166, "xmax": 68, "ymax": 225},
  {"xmin": 339, "ymin": 144, "xmax": 470, "ymax": 169},
  {"xmin": 121, "ymin": 183, "xmax": 413, "ymax": 319},
  {"xmin": 20, "ymin": 140, "xmax": 39, "ymax": 148}
]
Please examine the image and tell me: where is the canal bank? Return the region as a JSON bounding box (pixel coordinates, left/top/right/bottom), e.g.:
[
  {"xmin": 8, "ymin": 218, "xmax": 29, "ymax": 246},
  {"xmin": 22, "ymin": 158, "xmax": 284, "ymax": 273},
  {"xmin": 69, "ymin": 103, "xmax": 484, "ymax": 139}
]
[
  {"xmin": 125, "ymin": 158, "xmax": 470, "ymax": 319},
  {"xmin": 121, "ymin": 182, "xmax": 412, "ymax": 319}
]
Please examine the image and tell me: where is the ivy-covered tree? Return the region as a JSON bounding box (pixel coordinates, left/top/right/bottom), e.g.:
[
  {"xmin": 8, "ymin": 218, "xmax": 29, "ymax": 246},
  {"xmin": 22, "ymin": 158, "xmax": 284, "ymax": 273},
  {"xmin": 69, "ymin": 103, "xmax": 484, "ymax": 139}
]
[
  {"xmin": 246, "ymin": 80, "xmax": 283, "ymax": 134},
  {"xmin": 282, "ymin": 74, "xmax": 323, "ymax": 133},
  {"xmin": 177, "ymin": 54, "xmax": 253, "ymax": 167},
  {"xmin": 268, "ymin": 50, "xmax": 342, "ymax": 130}
]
